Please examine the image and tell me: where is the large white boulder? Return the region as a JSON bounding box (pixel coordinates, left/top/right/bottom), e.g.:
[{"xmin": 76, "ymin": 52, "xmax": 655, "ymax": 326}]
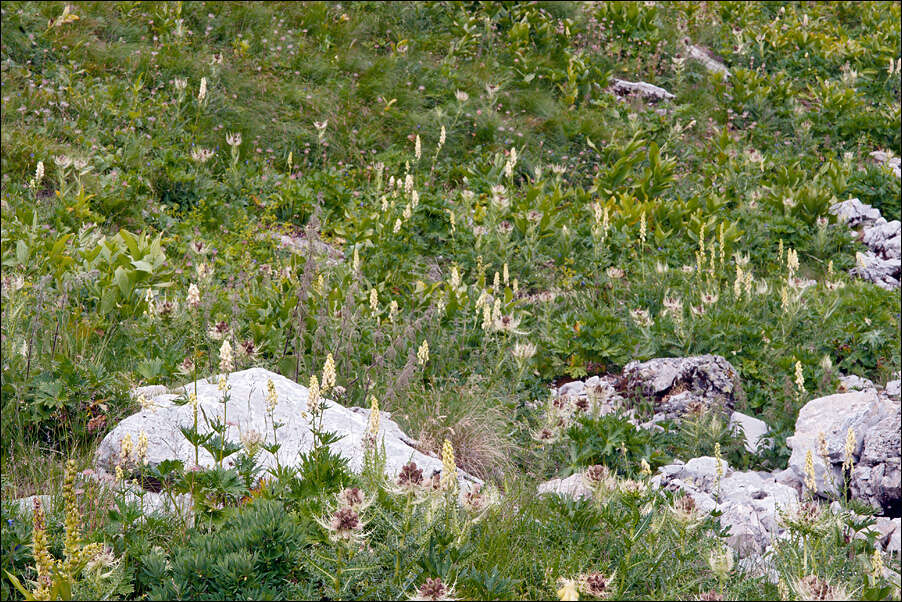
[
  {"xmin": 96, "ymin": 368, "xmax": 479, "ymax": 487},
  {"xmin": 787, "ymin": 390, "xmax": 900, "ymax": 513}
]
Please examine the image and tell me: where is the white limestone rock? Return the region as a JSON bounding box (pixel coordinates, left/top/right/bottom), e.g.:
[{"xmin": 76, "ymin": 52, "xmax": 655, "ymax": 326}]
[
  {"xmin": 787, "ymin": 390, "xmax": 900, "ymax": 513},
  {"xmin": 611, "ymin": 79, "xmax": 675, "ymax": 102},
  {"xmin": 96, "ymin": 368, "xmax": 480, "ymax": 488},
  {"xmin": 729, "ymin": 411, "xmax": 770, "ymax": 453},
  {"xmin": 537, "ymin": 473, "xmax": 593, "ymax": 501},
  {"xmin": 687, "ymin": 44, "xmax": 730, "ymax": 77}
]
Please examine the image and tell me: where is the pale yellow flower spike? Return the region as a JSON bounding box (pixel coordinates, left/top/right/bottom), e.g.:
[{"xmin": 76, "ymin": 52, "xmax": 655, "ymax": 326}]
[
  {"xmin": 307, "ymin": 374, "xmax": 320, "ymax": 416},
  {"xmin": 367, "ymin": 395, "xmax": 380, "ymax": 438},
  {"xmin": 794, "ymin": 361, "xmax": 805, "ymax": 396},
  {"xmin": 804, "ymin": 449, "xmax": 817, "ymax": 492},
  {"xmin": 843, "ymin": 427, "xmax": 856, "ymax": 471},
  {"xmin": 266, "ymin": 378, "xmax": 278, "ymax": 413},
  {"xmin": 639, "ymin": 210, "xmax": 646, "ymax": 246},
  {"xmin": 417, "ymin": 340, "xmax": 430, "ymax": 365},
  {"xmin": 440, "ymin": 439, "xmax": 458, "ymax": 491},
  {"xmin": 322, "ymin": 352, "xmax": 336, "ymax": 393}
]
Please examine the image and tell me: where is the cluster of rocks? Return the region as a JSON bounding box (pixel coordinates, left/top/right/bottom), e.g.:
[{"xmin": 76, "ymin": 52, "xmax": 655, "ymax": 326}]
[
  {"xmin": 870, "ymin": 150, "xmax": 901, "ymax": 179},
  {"xmin": 830, "ymin": 197, "xmax": 901, "ymax": 289},
  {"xmin": 540, "ymin": 355, "xmax": 902, "ymax": 559},
  {"xmin": 653, "ymin": 457, "xmax": 797, "ymax": 556},
  {"xmin": 15, "ymin": 356, "xmax": 899, "ymax": 563},
  {"xmin": 553, "ymin": 355, "xmax": 766, "ymax": 449}
]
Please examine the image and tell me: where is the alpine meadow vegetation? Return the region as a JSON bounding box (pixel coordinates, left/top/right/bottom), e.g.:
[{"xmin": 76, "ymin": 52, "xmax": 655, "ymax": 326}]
[{"xmin": 1, "ymin": 2, "xmax": 901, "ymax": 600}]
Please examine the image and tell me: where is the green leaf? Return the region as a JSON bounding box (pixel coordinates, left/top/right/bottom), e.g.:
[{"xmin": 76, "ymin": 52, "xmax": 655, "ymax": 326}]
[
  {"xmin": 3, "ymin": 570, "xmax": 36, "ymax": 600},
  {"xmin": 131, "ymin": 259, "xmax": 154, "ymax": 273},
  {"xmin": 113, "ymin": 266, "xmax": 133, "ymax": 297},
  {"xmin": 101, "ymin": 286, "xmax": 119, "ymax": 314},
  {"xmin": 16, "ymin": 239, "xmax": 29, "ymax": 265},
  {"xmin": 118, "ymin": 229, "xmax": 140, "ymax": 256}
]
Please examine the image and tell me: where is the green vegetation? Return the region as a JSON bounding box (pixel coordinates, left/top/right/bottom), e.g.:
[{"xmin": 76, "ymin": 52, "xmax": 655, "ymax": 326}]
[{"xmin": 2, "ymin": 1, "xmax": 900, "ymax": 600}]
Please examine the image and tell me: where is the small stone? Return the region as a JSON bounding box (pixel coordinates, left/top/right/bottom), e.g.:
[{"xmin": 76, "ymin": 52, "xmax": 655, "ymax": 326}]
[
  {"xmin": 730, "ymin": 411, "xmax": 770, "ymax": 453},
  {"xmin": 611, "ymin": 78, "xmax": 674, "ymax": 102},
  {"xmin": 537, "ymin": 473, "xmax": 593, "ymax": 501},
  {"xmin": 558, "ymin": 380, "xmax": 586, "ymax": 398}
]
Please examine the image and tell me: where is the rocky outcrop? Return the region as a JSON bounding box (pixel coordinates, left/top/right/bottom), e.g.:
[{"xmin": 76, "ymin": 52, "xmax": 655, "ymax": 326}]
[
  {"xmin": 547, "ymin": 356, "xmax": 750, "ymax": 435},
  {"xmin": 869, "ymin": 150, "xmax": 901, "ymax": 179},
  {"xmin": 786, "ymin": 389, "xmax": 900, "ymax": 514},
  {"xmin": 830, "ymin": 197, "xmax": 901, "ymax": 289},
  {"xmin": 619, "ymin": 355, "xmax": 740, "ymax": 420},
  {"xmin": 655, "ymin": 457, "xmax": 798, "ymax": 555},
  {"xmin": 97, "ymin": 368, "xmax": 479, "ymax": 488}
]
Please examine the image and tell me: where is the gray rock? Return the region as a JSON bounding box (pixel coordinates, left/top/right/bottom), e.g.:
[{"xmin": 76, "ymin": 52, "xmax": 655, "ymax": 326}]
[
  {"xmin": 730, "ymin": 411, "xmax": 770, "ymax": 453},
  {"xmin": 584, "ymin": 375, "xmax": 602, "ymax": 388},
  {"xmin": 687, "ymin": 44, "xmax": 730, "ymax": 77},
  {"xmin": 886, "ymin": 380, "xmax": 901, "ymax": 399},
  {"xmin": 839, "ymin": 374, "xmax": 877, "ymax": 394},
  {"xmin": 97, "ymin": 368, "xmax": 480, "ymax": 489},
  {"xmin": 850, "ymin": 251, "xmax": 900, "ymax": 290},
  {"xmin": 830, "ymin": 198, "xmax": 881, "ymax": 227},
  {"xmin": 874, "ymin": 517, "xmax": 901, "ymax": 551},
  {"xmin": 851, "ymin": 401, "xmax": 901, "ymax": 513},
  {"xmin": 773, "ymin": 468, "xmax": 803, "ymax": 496},
  {"xmin": 787, "ymin": 390, "xmax": 900, "ymax": 513},
  {"xmin": 830, "ymin": 198, "xmax": 900, "ymax": 289},
  {"xmin": 653, "ymin": 457, "xmax": 798, "ymax": 556},
  {"xmin": 611, "ymin": 79, "xmax": 674, "ymax": 102},
  {"xmin": 537, "ymin": 473, "xmax": 593, "ymax": 501},
  {"xmin": 869, "ymin": 150, "xmax": 902, "ymax": 179},
  {"xmin": 862, "ymin": 220, "xmax": 901, "ymax": 260},
  {"xmin": 131, "ymin": 384, "xmax": 169, "ymax": 400},
  {"xmin": 620, "ymin": 355, "xmax": 740, "ymax": 419},
  {"xmin": 888, "ymin": 521, "xmax": 902, "ymax": 554},
  {"xmin": 557, "ymin": 380, "xmax": 586, "ymax": 398}
]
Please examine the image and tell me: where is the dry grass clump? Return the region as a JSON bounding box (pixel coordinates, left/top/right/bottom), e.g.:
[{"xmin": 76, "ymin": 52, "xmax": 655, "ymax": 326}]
[{"xmin": 410, "ymin": 386, "xmax": 515, "ymax": 482}]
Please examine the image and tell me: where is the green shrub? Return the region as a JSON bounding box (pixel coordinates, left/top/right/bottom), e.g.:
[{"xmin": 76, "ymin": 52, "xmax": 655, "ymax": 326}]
[{"xmin": 148, "ymin": 500, "xmax": 312, "ymax": 601}]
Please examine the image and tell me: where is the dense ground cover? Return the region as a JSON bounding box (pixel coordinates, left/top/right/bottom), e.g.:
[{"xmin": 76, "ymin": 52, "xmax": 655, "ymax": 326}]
[{"xmin": 1, "ymin": 1, "xmax": 900, "ymax": 600}]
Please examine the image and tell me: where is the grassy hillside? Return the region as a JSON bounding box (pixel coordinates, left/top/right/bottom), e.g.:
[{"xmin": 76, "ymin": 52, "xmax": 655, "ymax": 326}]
[{"xmin": 1, "ymin": 1, "xmax": 900, "ymax": 600}]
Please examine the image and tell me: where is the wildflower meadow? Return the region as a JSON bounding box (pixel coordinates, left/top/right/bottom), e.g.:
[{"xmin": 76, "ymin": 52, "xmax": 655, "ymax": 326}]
[{"xmin": 1, "ymin": 2, "xmax": 901, "ymax": 600}]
